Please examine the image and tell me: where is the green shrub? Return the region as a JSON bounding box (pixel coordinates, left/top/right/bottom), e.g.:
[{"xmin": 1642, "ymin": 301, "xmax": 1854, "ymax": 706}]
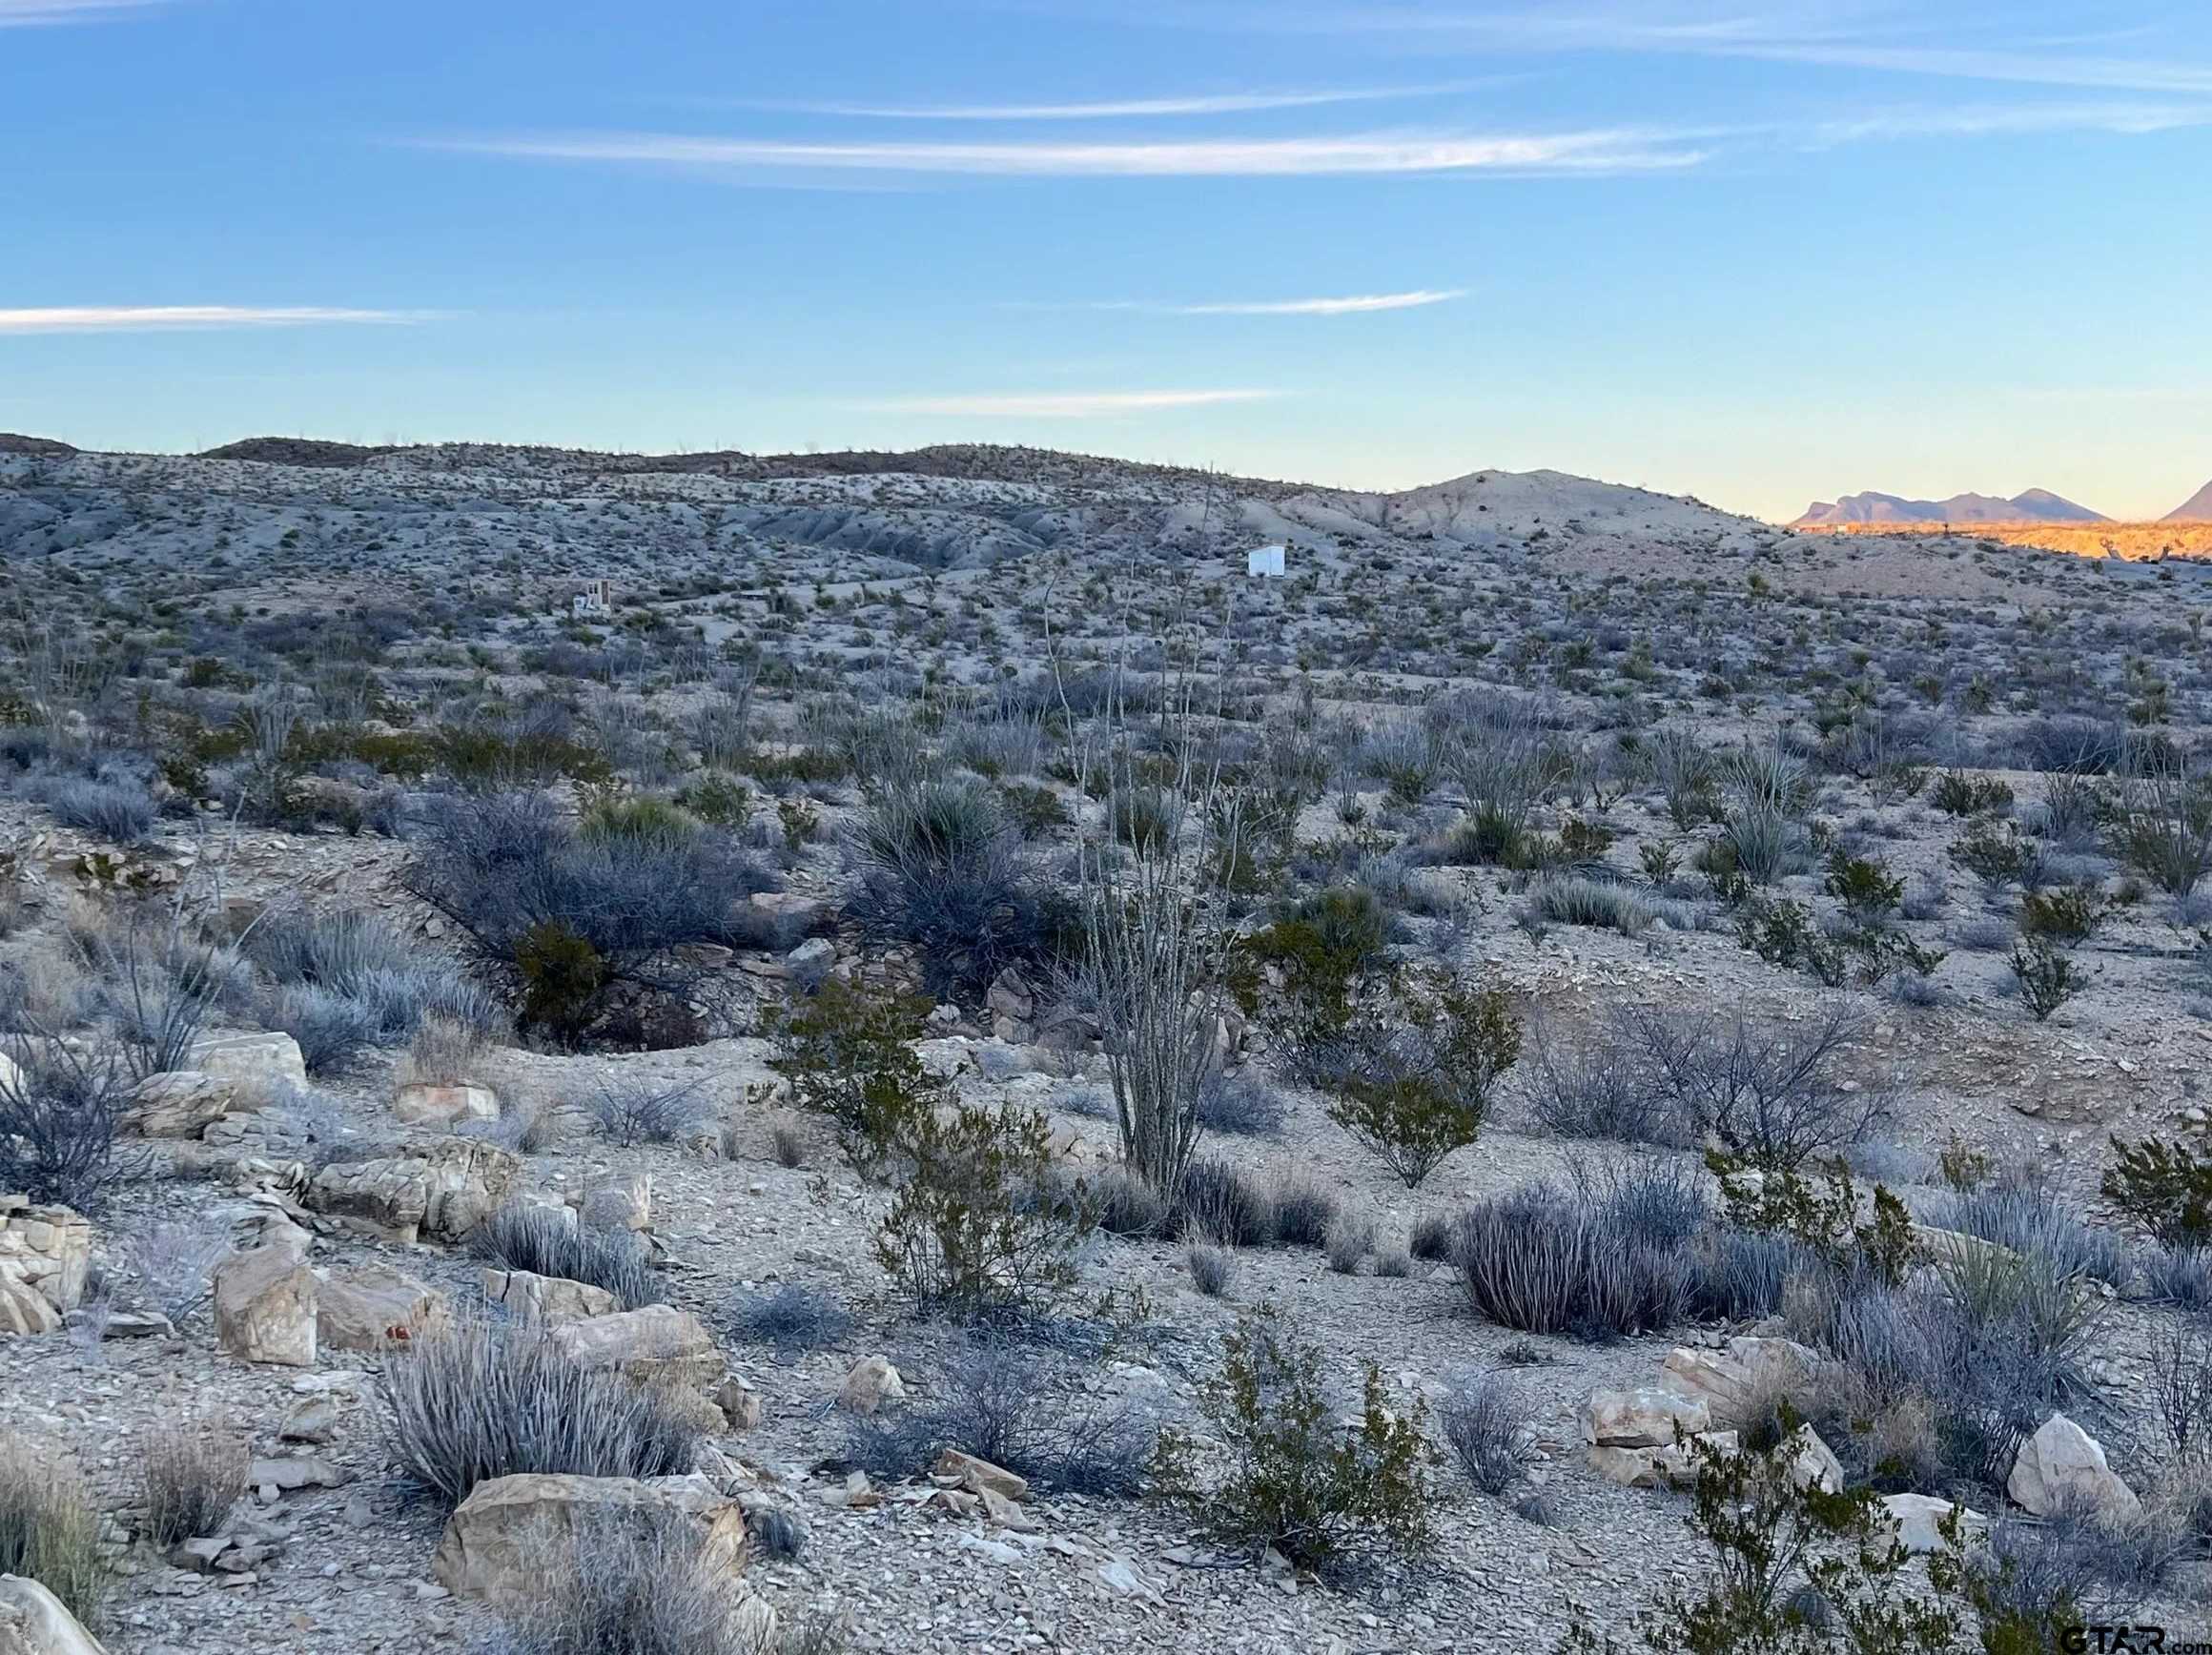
[
  {"xmin": 1710, "ymin": 1153, "xmax": 1919, "ymax": 1286},
  {"xmin": 1932, "ymin": 770, "xmax": 2014, "ymax": 817},
  {"xmin": 1324, "ymin": 972, "xmax": 1522, "ymax": 1188},
  {"xmin": 765, "ymin": 979, "xmax": 947, "ymax": 1147},
  {"xmin": 1237, "ymin": 887, "xmax": 1392, "ymax": 1080},
  {"xmin": 514, "ymin": 920, "xmax": 608, "ymax": 1041},
  {"xmin": 1560, "ymin": 1430, "xmax": 1960, "ymax": 1655},
  {"xmin": 2017, "ymin": 883, "xmax": 2103, "ymax": 946},
  {"xmin": 579, "ymin": 794, "xmax": 698, "ymax": 845},
  {"xmin": 869, "ymin": 1098, "xmax": 1096, "ymax": 1317},
  {"xmin": 2009, "ymin": 938, "xmax": 2086, "ymax": 1020},
  {"xmin": 2103, "ymin": 1134, "xmax": 2212, "ymax": 1246},
  {"xmin": 1950, "ymin": 821, "xmax": 2039, "ymax": 889},
  {"xmin": 1154, "ymin": 1307, "xmax": 1432, "ymax": 1573},
  {"xmin": 1824, "ymin": 849, "xmax": 1902, "ymax": 921}
]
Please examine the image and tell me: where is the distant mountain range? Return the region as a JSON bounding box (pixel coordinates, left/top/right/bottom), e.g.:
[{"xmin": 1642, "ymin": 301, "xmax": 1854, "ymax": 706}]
[
  {"xmin": 2166, "ymin": 480, "xmax": 2212, "ymax": 522},
  {"xmin": 1793, "ymin": 488, "xmax": 2107, "ymax": 527},
  {"xmin": 1797, "ymin": 480, "xmax": 2212, "ymax": 527}
]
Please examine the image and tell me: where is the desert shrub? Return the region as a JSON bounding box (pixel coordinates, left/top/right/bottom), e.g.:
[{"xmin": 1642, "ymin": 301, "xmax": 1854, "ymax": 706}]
[
  {"xmin": 1936, "ymin": 1182, "xmax": 2131, "ymax": 1287},
  {"xmin": 1188, "ymin": 1241, "xmax": 1236, "ymax": 1297},
  {"xmin": 1237, "ymin": 886, "xmax": 1392, "ymax": 1082},
  {"xmin": 843, "ymin": 1339, "xmax": 1156, "ymax": 1498},
  {"xmin": 847, "ymin": 779, "xmax": 1060, "ymax": 999},
  {"xmin": 2138, "ymin": 1241, "xmax": 2212, "ymax": 1311},
  {"xmin": 1950, "ymin": 819, "xmax": 2042, "ymax": 890},
  {"xmin": 247, "ymin": 908, "xmax": 502, "ymax": 1069},
  {"xmin": 1408, "ymin": 1210, "xmax": 1455, "ymax": 1262},
  {"xmin": 1174, "ymin": 1158, "xmax": 1276, "ymax": 1247},
  {"xmin": 2103, "ymin": 1134, "xmax": 2212, "ymax": 1245},
  {"xmin": 1932, "ymin": 769, "xmax": 2014, "ymax": 817},
  {"xmin": 584, "ymin": 1073, "xmax": 712, "ymax": 1147},
  {"xmin": 1560, "ymin": 1433, "xmax": 1960, "ymax": 1655},
  {"xmin": 1360, "ymin": 717, "xmax": 1444, "ymax": 805},
  {"xmin": 34, "ymin": 774, "xmax": 155, "ymax": 844},
  {"xmin": 1323, "ymin": 971, "xmax": 1521, "ymax": 1188},
  {"xmin": 2109, "ymin": 762, "xmax": 2212, "ymax": 897},
  {"xmin": 1712, "ymin": 1155, "xmax": 1919, "ymax": 1285},
  {"xmin": 1195, "ymin": 1069, "xmax": 1286, "ymax": 1138},
  {"xmin": 0, "ymin": 1036, "xmax": 137, "ymax": 1210},
  {"xmin": 0, "ymin": 1442, "xmax": 106, "ymax": 1619},
  {"xmin": 382, "ymin": 1318, "xmax": 701, "ymax": 1504},
  {"xmin": 470, "ymin": 1509, "xmax": 798, "ymax": 1655},
  {"xmin": 1323, "ymin": 1210, "xmax": 1376, "ymax": 1274},
  {"xmin": 402, "ymin": 790, "xmax": 771, "ymax": 1041},
  {"xmin": 2147, "ymin": 1318, "xmax": 2212, "ymax": 1472},
  {"xmin": 765, "ymin": 978, "xmax": 946, "ymax": 1149},
  {"xmin": 2017, "ymin": 883, "xmax": 2104, "ymax": 946},
  {"xmin": 138, "ymin": 1420, "xmax": 247, "ymax": 1546},
  {"xmin": 1517, "ymin": 1014, "xmax": 1681, "ymax": 1145},
  {"xmin": 1265, "ymin": 1167, "xmax": 1339, "ymax": 1248},
  {"xmin": 469, "ymin": 1200, "xmax": 662, "ymax": 1309},
  {"xmin": 1154, "ymin": 1307, "xmax": 1431, "ymax": 1573},
  {"xmin": 1643, "ymin": 725, "xmax": 1719, "ymax": 828},
  {"xmin": 1723, "ymin": 803, "xmax": 1803, "ymax": 887},
  {"xmin": 2009, "ymin": 937, "xmax": 2088, "ymax": 1021},
  {"xmin": 1439, "ymin": 1372, "xmax": 1535, "ymax": 1495},
  {"xmin": 1822, "ymin": 849, "xmax": 1902, "ymax": 921},
  {"xmin": 726, "ymin": 1284, "xmax": 852, "ymax": 1357},
  {"xmin": 1968, "ymin": 1508, "xmax": 2181, "ymax": 1641},
  {"xmin": 0, "ymin": 1434, "xmax": 107, "ymax": 1625},
  {"xmin": 865, "ymin": 1093, "xmax": 1096, "ymax": 1318},
  {"xmin": 1451, "ymin": 1179, "xmax": 1698, "ymax": 1341},
  {"xmin": 1092, "ymin": 1165, "xmax": 1169, "ymax": 1237},
  {"xmin": 121, "ymin": 1218, "xmax": 232, "ymax": 1325},
  {"xmin": 1526, "ymin": 874, "xmax": 1656, "ymax": 935},
  {"xmin": 1623, "ymin": 1004, "xmax": 1892, "ymax": 1172}
]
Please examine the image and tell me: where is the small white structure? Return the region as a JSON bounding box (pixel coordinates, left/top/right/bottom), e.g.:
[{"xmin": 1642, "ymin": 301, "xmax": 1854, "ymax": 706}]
[
  {"xmin": 1246, "ymin": 543, "xmax": 1286, "ymax": 578},
  {"xmin": 572, "ymin": 578, "xmax": 612, "ymax": 620}
]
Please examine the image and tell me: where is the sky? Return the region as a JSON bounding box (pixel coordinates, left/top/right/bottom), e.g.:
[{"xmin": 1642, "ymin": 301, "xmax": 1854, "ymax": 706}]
[{"xmin": 4, "ymin": 0, "xmax": 2210, "ymax": 522}]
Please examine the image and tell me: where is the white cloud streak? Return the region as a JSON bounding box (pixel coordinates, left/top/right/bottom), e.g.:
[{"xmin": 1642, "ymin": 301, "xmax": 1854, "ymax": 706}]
[
  {"xmin": 0, "ymin": 0, "xmax": 162, "ymax": 23},
  {"xmin": 1084, "ymin": 288, "xmax": 1467, "ymax": 315},
  {"xmin": 737, "ymin": 82, "xmax": 1489, "ymax": 120},
  {"xmin": 428, "ymin": 129, "xmax": 1709, "ymax": 177},
  {"xmin": 0, "ymin": 306, "xmax": 444, "ymax": 334},
  {"xmin": 855, "ymin": 389, "xmax": 1280, "ymax": 417}
]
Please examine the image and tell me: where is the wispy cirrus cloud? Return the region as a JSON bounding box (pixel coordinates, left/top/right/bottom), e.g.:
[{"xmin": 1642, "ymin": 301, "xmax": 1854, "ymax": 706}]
[
  {"xmin": 1799, "ymin": 99, "xmax": 2212, "ymax": 144},
  {"xmin": 1070, "ymin": 288, "xmax": 1467, "ymax": 315},
  {"xmin": 0, "ymin": 0, "xmax": 164, "ymax": 23},
  {"xmin": 854, "ymin": 388, "xmax": 1280, "ymax": 417},
  {"xmin": 1143, "ymin": 3, "xmax": 2212, "ymax": 99},
  {"xmin": 423, "ymin": 128, "xmax": 1710, "ymax": 177},
  {"xmin": 732, "ymin": 81, "xmax": 1491, "ymax": 120},
  {"xmin": 0, "ymin": 306, "xmax": 445, "ymax": 334}
]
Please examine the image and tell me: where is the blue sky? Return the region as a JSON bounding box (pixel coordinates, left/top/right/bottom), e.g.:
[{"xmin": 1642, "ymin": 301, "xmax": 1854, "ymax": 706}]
[{"xmin": 4, "ymin": 0, "xmax": 2210, "ymax": 521}]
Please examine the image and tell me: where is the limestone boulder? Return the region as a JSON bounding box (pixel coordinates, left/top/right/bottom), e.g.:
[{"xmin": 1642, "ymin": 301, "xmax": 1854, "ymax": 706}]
[
  {"xmin": 838, "ymin": 1355, "xmax": 904, "ymax": 1415},
  {"xmin": 1588, "ymin": 1431, "xmax": 1738, "ymax": 1490},
  {"xmin": 2007, "ymin": 1413, "xmax": 2141, "ymax": 1523},
  {"xmin": 432, "ymin": 1474, "xmax": 746, "ymax": 1613},
  {"xmin": 578, "ymin": 1172, "xmax": 651, "ymax": 1235},
  {"xmin": 481, "ymin": 1267, "xmax": 619, "ymax": 1324},
  {"xmin": 188, "ymin": 1032, "xmax": 307, "ymax": 1093},
  {"xmin": 214, "ymin": 1237, "xmax": 317, "ymax": 1367},
  {"xmin": 1881, "ymin": 1493, "xmax": 1988, "ymax": 1555},
  {"xmin": 0, "ymin": 1281, "xmax": 61, "ymax": 1338},
  {"xmin": 306, "ymin": 1137, "xmax": 521, "ymax": 1244},
  {"xmin": 0, "ymin": 1203, "xmax": 91, "ymax": 1317},
  {"xmin": 392, "ymin": 1082, "xmax": 500, "ymax": 1130},
  {"xmin": 123, "ymin": 1071, "xmax": 239, "ymax": 1138},
  {"xmin": 1657, "ymin": 1338, "xmax": 1825, "ymax": 1429},
  {"xmin": 317, "ymin": 1264, "xmax": 445, "ymax": 1351},
  {"xmin": 547, "ymin": 1304, "xmax": 722, "ymax": 1389},
  {"xmin": 0, "ymin": 1573, "xmax": 109, "ymax": 1655},
  {"xmin": 1779, "ymin": 1424, "xmax": 1843, "ymax": 1495},
  {"xmin": 1584, "ymin": 1388, "xmax": 1710, "ymax": 1449}
]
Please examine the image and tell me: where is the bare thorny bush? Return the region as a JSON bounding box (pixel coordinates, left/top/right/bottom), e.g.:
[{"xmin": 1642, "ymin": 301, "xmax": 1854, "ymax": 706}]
[{"xmin": 1051, "ymin": 565, "xmax": 1246, "ymax": 1199}]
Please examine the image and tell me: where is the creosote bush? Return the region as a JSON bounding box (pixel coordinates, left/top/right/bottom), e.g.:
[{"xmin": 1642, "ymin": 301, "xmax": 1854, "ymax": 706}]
[
  {"xmin": 1323, "ymin": 970, "xmax": 1522, "ymax": 1188},
  {"xmin": 2103, "ymin": 1134, "xmax": 2212, "ymax": 1245},
  {"xmin": 1154, "ymin": 1306, "xmax": 1432, "ymax": 1574}
]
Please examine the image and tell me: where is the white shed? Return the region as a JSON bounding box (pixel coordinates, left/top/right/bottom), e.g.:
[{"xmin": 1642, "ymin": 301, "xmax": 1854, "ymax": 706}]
[{"xmin": 1246, "ymin": 543, "xmax": 1286, "ymax": 578}]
